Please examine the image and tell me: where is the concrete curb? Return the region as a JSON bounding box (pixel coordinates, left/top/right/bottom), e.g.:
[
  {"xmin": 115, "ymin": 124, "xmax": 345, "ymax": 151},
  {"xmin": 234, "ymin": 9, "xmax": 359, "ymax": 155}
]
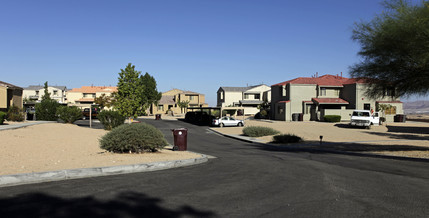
[
  {"xmin": 0, "ymin": 121, "xmax": 57, "ymax": 131},
  {"xmin": 0, "ymin": 154, "xmax": 208, "ymax": 187},
  {"xmin": 209, "ymin": 128, "xmax": 429, "ymax": 162}
]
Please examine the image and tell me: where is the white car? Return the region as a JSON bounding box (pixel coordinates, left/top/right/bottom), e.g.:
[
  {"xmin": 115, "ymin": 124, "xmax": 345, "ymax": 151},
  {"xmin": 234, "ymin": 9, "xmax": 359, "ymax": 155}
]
[
  {"xmin": 212, "ymin": 116, "xmax": 244, "ymax": 127},
  {"xmin": 350, "ymin": 110, "xmax": 380, "ymax": 128}
]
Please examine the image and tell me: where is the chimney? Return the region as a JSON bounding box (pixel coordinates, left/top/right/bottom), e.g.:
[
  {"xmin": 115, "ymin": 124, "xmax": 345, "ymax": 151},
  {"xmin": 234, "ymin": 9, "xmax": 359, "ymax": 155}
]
[
  {"xmin": 341, "ymin": 72, "xmax": 343, "ymax": 78},
  {"xmin": 316, "ymin": 72, "xmax": 318, "ymax": 77}
]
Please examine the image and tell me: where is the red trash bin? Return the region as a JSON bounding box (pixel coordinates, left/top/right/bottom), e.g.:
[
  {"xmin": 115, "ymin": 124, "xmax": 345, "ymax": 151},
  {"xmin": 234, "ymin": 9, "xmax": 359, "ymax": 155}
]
[{"xmin": 171, "ymin": 128, "xmax": 188, "ymax": 151}]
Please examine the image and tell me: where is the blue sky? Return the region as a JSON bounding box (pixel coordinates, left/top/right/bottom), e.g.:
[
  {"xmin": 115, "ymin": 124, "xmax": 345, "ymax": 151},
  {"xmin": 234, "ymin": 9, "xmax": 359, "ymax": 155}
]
[{"xmin": 1, "ymin": 0, "xmax": 426, "ymax": 106}]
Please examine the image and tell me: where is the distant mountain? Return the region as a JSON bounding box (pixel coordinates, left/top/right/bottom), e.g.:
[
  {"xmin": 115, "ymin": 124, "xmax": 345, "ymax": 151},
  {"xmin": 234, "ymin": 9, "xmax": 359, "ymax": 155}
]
[{"xmin": 403, "ymin": 101, "xmax": 429, "ymax": 114}]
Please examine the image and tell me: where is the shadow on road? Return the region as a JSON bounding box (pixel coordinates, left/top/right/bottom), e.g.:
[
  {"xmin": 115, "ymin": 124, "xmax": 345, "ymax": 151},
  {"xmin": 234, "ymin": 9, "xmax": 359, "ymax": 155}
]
[
  {"xmin": 364, "ymin": 131, "xmax": 429, "ymax": 141},
  {"xmin": 386, "ymin": 125, "xmax": 429, "ymax": 134},
  {"xmin": 255, "ymin": 140, "xmax": 429, "ymax": 162},
  {"xmin": 0, "ymin": 191, "xmax": 216, "ymax": 218}
]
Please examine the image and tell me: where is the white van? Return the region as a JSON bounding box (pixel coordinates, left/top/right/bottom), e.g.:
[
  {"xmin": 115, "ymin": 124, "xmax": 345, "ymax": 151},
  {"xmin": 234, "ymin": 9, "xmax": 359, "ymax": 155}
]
[{"xmin": 349, "ymin": 110, "xmax": 380, "ymax": 129}]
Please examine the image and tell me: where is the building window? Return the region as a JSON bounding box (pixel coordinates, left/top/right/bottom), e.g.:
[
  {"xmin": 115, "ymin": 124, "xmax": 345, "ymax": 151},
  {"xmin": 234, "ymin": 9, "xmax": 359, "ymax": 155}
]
[
  {"xmin": 244, "ymin": 94, "xmax": 249, "ymax": 99},
  {"xmin": 189, "ymin": 96, "xmax": 195, "ymax": 100},
  {"xmin": 335, "ymin": 89, "xmax": 340, "ymax": 96},
  {"xmin": 35, "ymin": 91, "xmax": 39, "ymax": 96},
  {"xmin": 320, "ymin": 88, "xmax": 326, "ymax": 96},
  {"xmin": 84, "ymin": 93, "xmax": 96, "ymax": 98},
  {"xmin": 255, "ymin": 94, "xmax": 260, "ymax": 100},
  {"xmin": 281, "ymin": 86, "xmax": 286, "ymax": 96},
  {"xmin": 158, "ymin": 105, "xmax": 164, "ymax": 111},
  {"xmin": 53, "ymin": 90, "xmax": 58, "ymax": 96},
  {"xmin": 385, "ymin": 89, "xmax": 395, "ymax": 97}
]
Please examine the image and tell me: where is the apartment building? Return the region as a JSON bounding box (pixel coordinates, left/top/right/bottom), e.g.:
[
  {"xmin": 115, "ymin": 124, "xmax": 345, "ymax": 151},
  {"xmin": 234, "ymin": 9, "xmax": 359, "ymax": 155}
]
[
  {"xmin": 150, "ymin": 89, "xmax": 207, "ymax": 115},
  {"xmin": 0, "ymin": 81, "xmax": 23, "ymax": 112},
  {"xmin": 23, "ymin": 85, "xmax": 67, "ymax": 103},
  {"xmin": 217, "ymin": 84, "xmax": 271, "ymax": 115},
  {"xmin": 67, "ymin": 86, "xmax": 117, "ymax": 109},
  {"xmin": 271, "ymin": 74, "xmax": 403, "ymax": 122}
]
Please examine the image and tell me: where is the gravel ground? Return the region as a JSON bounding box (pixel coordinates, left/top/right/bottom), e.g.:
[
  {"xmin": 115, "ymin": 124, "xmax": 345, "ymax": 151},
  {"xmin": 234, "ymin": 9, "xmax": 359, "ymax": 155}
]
[
  {"xmin": 214, "ymin": 119, "xmax": 429, "ymax": 159},
  {"xmin": 0, "ymin": 123, "xmax": 201, "ymax": 176}
]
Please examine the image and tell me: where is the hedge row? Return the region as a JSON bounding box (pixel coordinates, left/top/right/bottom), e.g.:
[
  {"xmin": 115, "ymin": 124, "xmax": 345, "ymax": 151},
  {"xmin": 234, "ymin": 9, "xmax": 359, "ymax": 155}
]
[
  {"xmin": 242, "ymin": 126, "xmax": 280, "ymax": 137},
  {"xmin": 323, "ymin": 115, "xmax": 341, "ymax": 122}
]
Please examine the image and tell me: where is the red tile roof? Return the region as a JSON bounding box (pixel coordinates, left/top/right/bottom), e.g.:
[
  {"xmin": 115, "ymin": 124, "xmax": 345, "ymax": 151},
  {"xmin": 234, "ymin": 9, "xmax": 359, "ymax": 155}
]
[
  {"xmin": 70, "ymin": 86, "xmax": 117, "ymax": 93},
  {"xmin": 312, "ymin": 98, "xmax": 349, "ymax": 104},
  {"xmin": 272, "ymin": 74, "xmax": 367, "ymax": 87}
]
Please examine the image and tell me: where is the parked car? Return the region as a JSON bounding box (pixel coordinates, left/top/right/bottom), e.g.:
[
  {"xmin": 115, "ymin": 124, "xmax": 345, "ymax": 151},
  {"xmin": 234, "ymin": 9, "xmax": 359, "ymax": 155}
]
[
  {"xmin": 82, "ymin": 108, "xmax": 98, "ymax": 119},
  {"xmin": 349, "ymin": 110, "xmax": 380, "ymax": 129},
  {"xmin": 185, "ymin": 111, "xmax": 215, "ymax": 125},
  {"xmin": 212, "ymin": 116, "xmax": 244, "ymax": 127}
]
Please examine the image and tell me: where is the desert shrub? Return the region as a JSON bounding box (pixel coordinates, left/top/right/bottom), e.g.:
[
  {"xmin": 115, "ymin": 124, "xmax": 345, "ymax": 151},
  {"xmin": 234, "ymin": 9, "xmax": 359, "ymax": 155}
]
[
  {"xmin": 56, "ymin": 106, "xmax": 83, "ymax": 124},
  {"xmin": 98, "ymin": 110, "xmax": 126, "ymax": 130},
  {"xmin": 7, "ymin": 105, "xmax": 25, "ymax": 122},
  {"xmin": 323, "ymin": 115, "xmax": 341, "ymax": 122},
  {"xmin": 260, "ymin": 110, "xmax": 268, "ymax": 117},
  {"xmin": 99, "ymin": 123, "xmax": 168, "ymax": 153},
  {"xmin": 255, "ymin": 110, "xmax": 269, "ymax": 119},
  {"xmin": 272, "ymin": 134, "xmax": 303, "ymax": 144},
  {"xmin": 223, "ymin": 109, "xmax": 236, "ymax": 116},
  {"xmin": 0, "ymin": 111, "xmax": 6, "ymax": 124},
  {"xmin": 242, "ymin": 126, "xmax": 280, "ymax": 137},
  {"xmin": 35, "ymin": 99, "xmax": 60, "ymax": 121}
]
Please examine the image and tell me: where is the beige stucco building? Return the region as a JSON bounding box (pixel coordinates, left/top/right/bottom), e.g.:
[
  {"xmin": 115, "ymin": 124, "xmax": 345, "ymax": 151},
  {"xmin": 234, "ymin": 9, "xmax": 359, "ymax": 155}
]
[
  {"xmin": 67, "ymin": 86, "xmax": 117, "ymax": 109},
  {"xmin": 150, "ymin": 89, "xmax": 207, "ymax": 115},
  {"xmin": 217, "ymin": 84, "xmax": 271, "ymax": 115},
  {"xmin": 271, "ymin": 74, "xmax": 403, "ymax": 122},
  {"xmin": 0, "ymin": 81, "xmax": 23, "ymax": 112},
  {"xmin": 23, "ymin": 85, "xmax": 67, "ymax": 103}
]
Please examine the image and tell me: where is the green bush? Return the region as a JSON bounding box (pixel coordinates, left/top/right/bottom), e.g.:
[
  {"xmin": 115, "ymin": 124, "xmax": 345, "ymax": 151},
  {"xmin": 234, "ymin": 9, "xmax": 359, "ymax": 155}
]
[
  {"xmin": 35, "ymin": 99, "xmax": 60, "ymax": 121},
  {"xmin": 7, "ymin": 105, "xmax": 25, "ymax": 122},
  {"xmin": 56, "ymin": 106, "xmax": 83, "ymax": 124},
  {"xmin": 0, "ymin": 111, "xmax": 6, "ymax": 124},
  {"xmin": 99, "ymin": 123, "xmax": 168, "ymax": 153},
  {"xmin": 272, "ymin": 134, "xmax": 303, "ymax": 144},
  {"xmin": 242, "ymin": 126, "xmax": 280, "ymax": 137},
  {"xmin": 98, "ymin": 110, "xmax": 126, "ymax": 130},
  {"xmin": 323, "ymin": 115, "xmax": 341, "ymax": 122}
]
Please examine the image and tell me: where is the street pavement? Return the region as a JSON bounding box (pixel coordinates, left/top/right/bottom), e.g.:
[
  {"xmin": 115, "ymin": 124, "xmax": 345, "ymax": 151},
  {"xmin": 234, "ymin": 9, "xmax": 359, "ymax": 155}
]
[{"xmin": 1, "ymin": 118, "xmax": 429, "ymax": 217}]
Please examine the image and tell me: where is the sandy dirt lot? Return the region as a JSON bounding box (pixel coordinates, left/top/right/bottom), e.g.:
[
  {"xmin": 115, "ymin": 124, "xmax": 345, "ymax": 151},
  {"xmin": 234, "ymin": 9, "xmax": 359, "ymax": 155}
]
[
  {"xmin": 0, "ymin": 123, "xmax": 201, "ymax": 176},
  {"xmin": 214, "ymin": 120, "xmax": 429, "ymax": 159}
]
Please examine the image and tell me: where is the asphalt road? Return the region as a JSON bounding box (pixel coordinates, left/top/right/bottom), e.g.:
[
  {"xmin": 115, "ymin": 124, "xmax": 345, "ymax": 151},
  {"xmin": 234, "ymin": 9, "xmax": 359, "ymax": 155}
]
[{"xmin": 1, "ymin": 119, "xmax": 429, "ymax": 217}]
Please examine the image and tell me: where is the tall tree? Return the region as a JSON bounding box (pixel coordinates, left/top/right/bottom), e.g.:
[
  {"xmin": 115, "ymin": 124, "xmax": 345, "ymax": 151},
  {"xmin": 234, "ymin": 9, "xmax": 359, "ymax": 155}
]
[
  {"xmin": 140, "ymin": 72, "xmax": 162, "ymax": 111},
  {"xmin": 36, "ymin": 81, "xmax": 59, "ymax": 121},
  {"xmin": 115, "ymin": 63, "xmax": 145, "ymax": 119},
  {"xmin": 41, "ymin": 81, "xmax": 51, "ymax": 101},
  {"xmin": 350, "ymin": 0, "xmax": 429, "ymax": 98}
]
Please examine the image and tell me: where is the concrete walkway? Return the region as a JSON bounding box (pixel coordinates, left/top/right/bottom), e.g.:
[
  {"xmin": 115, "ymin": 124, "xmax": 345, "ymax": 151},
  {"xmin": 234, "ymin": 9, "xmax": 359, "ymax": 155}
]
[{"xmin": 0, "ymin": 155, "xmax": 208, "ymax": 187}]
